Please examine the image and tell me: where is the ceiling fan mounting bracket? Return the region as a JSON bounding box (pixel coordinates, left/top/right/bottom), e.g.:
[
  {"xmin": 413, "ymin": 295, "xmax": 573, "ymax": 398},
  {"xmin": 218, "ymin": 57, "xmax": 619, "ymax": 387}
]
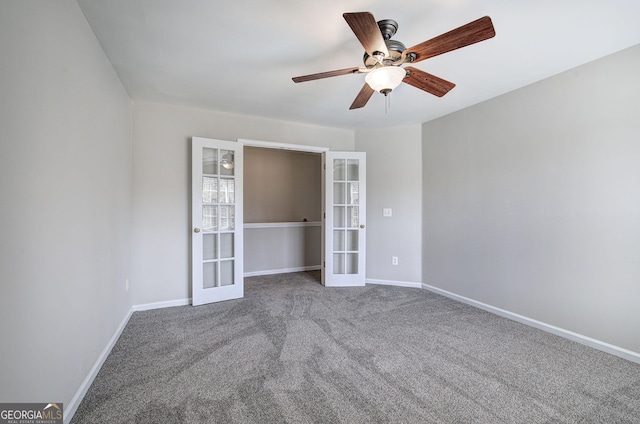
[{"xmin": 377, "ymin": 19, "xmax": 399, "ymax": 40}]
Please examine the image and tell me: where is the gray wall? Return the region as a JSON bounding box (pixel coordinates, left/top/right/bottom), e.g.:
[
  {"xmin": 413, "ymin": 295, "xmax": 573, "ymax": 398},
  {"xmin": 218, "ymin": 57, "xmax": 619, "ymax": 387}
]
[
  {"xmin": 131, "ymin": 100, "xmax": 354, "ymax": 305},
  {"xmin": 356, "ymin": 125, "xmax": 423, "ymax": 284},
  {"xmin": 422, "ymin": 45, "xmax": 640, "ymax": 353},
  {"xmin": 244, "ymin": 225, "xmax": 321, "ymax": 274},
  {"xmin": 244, "ymin": 147, "xmax": 321, "ymax": 223},
  {"xmin": 0, "ymin": 0, "xmax": 133, "ymax": 410},
  {"xmin": 244, "ymin": 147, "xmax": 322, "ymax": 274}
]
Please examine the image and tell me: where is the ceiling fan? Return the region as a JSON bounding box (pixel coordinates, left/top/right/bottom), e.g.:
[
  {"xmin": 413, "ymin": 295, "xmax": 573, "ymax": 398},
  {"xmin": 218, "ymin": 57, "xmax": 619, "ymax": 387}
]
[{"xmin": 292, "ymin": 12, "xmax": 495, "ymax": 110}]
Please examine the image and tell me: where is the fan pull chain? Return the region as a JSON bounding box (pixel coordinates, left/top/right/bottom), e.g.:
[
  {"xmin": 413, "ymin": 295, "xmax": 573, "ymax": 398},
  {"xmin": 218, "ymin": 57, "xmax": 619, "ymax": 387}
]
[{"xmin": 384, "ymin": 92, "xmax": 392, "ymax": 114}]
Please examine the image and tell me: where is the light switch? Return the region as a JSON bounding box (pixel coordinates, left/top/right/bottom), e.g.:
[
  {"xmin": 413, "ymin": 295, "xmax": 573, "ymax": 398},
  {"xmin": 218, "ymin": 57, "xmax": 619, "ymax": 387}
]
[{"xmin": 383, "ymin": 208, "xmax": 392, "ymax": 217}]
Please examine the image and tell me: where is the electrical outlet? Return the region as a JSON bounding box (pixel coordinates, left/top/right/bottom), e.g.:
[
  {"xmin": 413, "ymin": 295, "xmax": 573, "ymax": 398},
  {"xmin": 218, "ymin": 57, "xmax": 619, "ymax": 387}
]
[
  {"xmin": 383, "ymin": 208, "xmax": 392, "ymax": 217},
  {"xmin": 392, "ymin": 256, "xmax": 398, "ymax": 265}
]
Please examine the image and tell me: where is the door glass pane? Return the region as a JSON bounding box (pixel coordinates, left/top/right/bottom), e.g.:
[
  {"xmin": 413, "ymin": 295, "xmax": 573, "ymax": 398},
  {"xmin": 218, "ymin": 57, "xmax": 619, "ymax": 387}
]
[
  {"xmin": 347, "ymin": 206, "xmax": 359, "ymax": 228},
  {"xmin": 220, "ymin": 149, "xmax": 235, "ymax": 176},
  {"xmin": 220, "ymin": 260, "xmax": 234, "ymax": 286},
  {"xmin": 346, "ymin": 253, "xmax": 358, "ymax": 274},
  {"xmin": 347, "ymin": 159, "xmax": 359, "ymax": 181},
  {"xmin": 333, "ymin": 206, "xmax": 345, "ymax": 228},
  {"xmin": 220, "ymin": 233, "xmax": 234, "ymax": 259},
  {"xmin": 333, "ymin": 182, "xmax": 346, "ymax": 205},
  {"xmin": 203, "ymin": 234, "xmax": 217, "ymax": 260},
  {"xmin": 203, "ymin": 262, "xmax": 217, "ymax": 288},
  {"xmin": 203, "ymin": 206, "xmax": 217, "ymax": 231},
  {"xmin": 333, "ymin": 159, "xmax": 345, "ymax": 181},
  {"xmin": 219, "ymin": 178, "xmax": 235, "ymax": 204},
  {"xmin": 333, "ymin": 230, "xmax": 345, "ymax": 251},
  {"xmin": 220, "ymin": 206, "xmax": 235, "ymax": 231},
  {"xmin": 203, "ymin": 148, "xmax": 218, "ymax": 175},
  {"xmin": 346, "ymin": 230, "xmax": 358, "ymax": 251},
  {"xmin": 333, "ymin": 253, "xmax": 345, "ymax": 274},
  {"xmin": 347, "ymin": 182, "xmax": 359, "ymax": 204},
  {"xmin": 203, "ymin": 177, "xmax": 217, "ymax": 203}
]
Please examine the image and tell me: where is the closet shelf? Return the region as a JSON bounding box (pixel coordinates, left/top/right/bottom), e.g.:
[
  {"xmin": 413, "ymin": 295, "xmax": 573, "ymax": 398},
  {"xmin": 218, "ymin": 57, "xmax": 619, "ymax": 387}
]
[{"xmin": 244, "ymin": 222, "xmax": 321, "ymax": 229}]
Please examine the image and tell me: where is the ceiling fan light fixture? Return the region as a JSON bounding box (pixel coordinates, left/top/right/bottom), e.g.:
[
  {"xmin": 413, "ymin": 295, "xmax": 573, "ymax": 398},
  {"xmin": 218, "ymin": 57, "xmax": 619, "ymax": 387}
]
[
  {"xmin": 365, "ymin": 66, "xmax": 406, "ymax": 95},
  {"xmin": 221, "ymin": 151, "xmax": 234, "ymax": 170}
]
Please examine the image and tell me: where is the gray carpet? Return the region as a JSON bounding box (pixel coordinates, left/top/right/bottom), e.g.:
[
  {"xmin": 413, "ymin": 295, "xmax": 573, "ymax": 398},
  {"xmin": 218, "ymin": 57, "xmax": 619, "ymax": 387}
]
[{"xmin": 72, "ymin": 271, "xmax": 640, "ymax": 423}]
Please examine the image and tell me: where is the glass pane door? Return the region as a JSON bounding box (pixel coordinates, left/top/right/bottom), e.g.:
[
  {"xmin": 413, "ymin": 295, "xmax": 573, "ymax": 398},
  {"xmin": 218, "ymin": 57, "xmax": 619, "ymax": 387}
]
[
  {"xmin": 323, "ymin": 152, "xmax": 366, "ymax": 287},
  {"xmin": 192, "ymin": 138, "xmax": 243, "ymax": 305}
]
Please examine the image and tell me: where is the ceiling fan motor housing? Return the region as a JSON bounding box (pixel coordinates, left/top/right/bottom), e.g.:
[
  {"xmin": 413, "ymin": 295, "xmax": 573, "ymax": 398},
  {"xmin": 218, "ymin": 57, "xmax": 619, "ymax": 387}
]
[
  {"xmin": 362, "ymin": 18, "xmax": 405, "ymax": 68},
  {"xmin": 363, "ymin": 39, "xmax": 406, "ymax": 67}
]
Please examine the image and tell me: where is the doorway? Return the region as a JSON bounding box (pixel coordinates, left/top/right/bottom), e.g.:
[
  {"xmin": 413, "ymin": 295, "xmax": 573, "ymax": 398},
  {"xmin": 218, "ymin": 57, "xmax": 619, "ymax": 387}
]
[
  {"xmin": 243, "ymin": 145, "xmax": 323, "ymax": 277},
  {"xmin": 191, "ymin": 137, "xmax": 367, "ymax": 306}
]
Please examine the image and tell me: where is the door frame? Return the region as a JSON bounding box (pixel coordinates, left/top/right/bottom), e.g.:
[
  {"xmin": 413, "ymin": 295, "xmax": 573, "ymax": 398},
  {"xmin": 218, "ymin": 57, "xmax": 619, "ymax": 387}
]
[
  {"xmin": 239, "ymin": 139, "xmax": 329, "ymax": 154},
  {"xmin": 238, "ymin": 138, "xmax": 330, "ymax": 282}
]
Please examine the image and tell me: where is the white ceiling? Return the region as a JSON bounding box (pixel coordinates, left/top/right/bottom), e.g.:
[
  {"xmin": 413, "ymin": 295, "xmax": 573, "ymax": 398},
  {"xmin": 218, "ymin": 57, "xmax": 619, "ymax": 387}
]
[{"xmin": 76, "ymin": 0, "xmax": 640, "ymax": 130}]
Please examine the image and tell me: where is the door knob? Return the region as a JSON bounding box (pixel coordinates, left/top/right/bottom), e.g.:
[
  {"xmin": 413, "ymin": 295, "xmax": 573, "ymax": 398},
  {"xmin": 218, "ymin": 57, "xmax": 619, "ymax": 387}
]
[
  {"xmin": 194, "ymin": 227, "xmax": 201, "ymax": 233},
  {"xmin": 360, "ymin": 224, "xmax": 365, "ymax": 229}
]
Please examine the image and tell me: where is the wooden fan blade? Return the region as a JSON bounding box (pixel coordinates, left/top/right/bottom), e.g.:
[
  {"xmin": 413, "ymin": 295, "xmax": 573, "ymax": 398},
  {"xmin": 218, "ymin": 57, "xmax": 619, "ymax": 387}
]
[
  {"xmin": 405, "ymin": 16, "xmax": 495, "ymax": 64},
  {"xmin": 292, "ymin": 67, "xmax": 361, "ymax": 83},
  {"xmin": 403, "ymin": 66, "xmax": 455, "ymax": 97},
  {"xmin": 343, "ymin": 12, "xmax": 389, "ymax": 58},
  {"xmin": 349, "ymin": 83, "xmax": 375, "ymax": 109}
]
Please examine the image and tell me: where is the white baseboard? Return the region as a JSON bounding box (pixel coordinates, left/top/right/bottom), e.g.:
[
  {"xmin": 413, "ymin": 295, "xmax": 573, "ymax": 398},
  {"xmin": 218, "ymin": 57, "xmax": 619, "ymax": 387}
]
[
  {"xmin": 367, "ymin": 278, "xmax": 423, "ymax": 289},
  {"xmin": 64, "ymin": 308, "xmax": 133, "ymax": 424},
  {"xmin": 244, "ymin": 265, "xmax": 321, "ymax": 278},
  {"xmin": 132, "ymin": 298, "xmax": 191, "ymax": 311},
  {"xmin": 65, "ymin": 298, "xmax": 191, "ymax": 422},
  {"xmin": 421, "ymin": 283, "xmax": 640, "ymax": 364}
]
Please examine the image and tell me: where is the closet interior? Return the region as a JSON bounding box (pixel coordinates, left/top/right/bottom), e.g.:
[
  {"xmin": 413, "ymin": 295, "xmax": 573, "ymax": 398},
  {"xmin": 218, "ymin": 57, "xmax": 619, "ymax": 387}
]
[{"xmin": 243, "ymin": 146, "xmax": 322, "ymax": 276}]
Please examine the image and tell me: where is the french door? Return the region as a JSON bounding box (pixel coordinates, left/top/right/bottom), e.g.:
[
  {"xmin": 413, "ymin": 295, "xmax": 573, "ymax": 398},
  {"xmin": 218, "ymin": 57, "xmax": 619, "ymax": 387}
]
[
  {"xmin": 191, "ymin": 137, "xmax": 243, "ymax": 306},
  {"xmin": 323, "ymin": 151, "xmax": 366, "ymax": 287}
]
